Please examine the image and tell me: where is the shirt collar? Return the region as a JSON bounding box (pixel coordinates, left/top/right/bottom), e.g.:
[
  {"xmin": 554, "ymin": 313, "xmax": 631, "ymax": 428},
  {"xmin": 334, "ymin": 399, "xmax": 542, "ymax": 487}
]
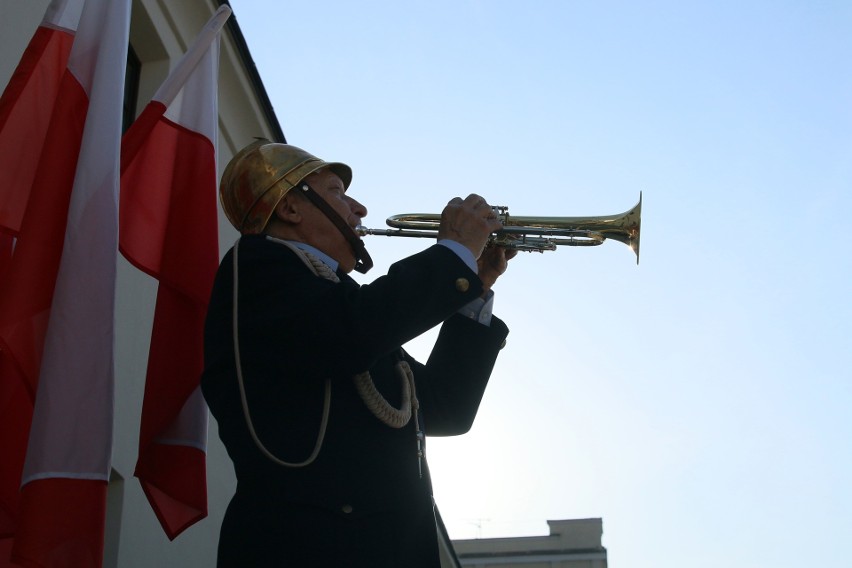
[{"xmin": 283, "ymin": 240, "xmax": 339, "ymax": 272}]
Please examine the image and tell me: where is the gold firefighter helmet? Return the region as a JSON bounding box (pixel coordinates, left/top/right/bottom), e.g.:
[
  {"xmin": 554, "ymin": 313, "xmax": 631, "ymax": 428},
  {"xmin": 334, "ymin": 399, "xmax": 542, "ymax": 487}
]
[{"xmin": 219, "ymin": 139, "xmax": 353, "ymax": 234}]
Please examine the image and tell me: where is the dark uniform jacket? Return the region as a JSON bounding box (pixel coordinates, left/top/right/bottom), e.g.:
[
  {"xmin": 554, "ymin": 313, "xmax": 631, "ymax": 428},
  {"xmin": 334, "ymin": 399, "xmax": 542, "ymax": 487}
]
[{"xmin": 202, "ymin": 235, "xmax": 509, "ymax": 566}]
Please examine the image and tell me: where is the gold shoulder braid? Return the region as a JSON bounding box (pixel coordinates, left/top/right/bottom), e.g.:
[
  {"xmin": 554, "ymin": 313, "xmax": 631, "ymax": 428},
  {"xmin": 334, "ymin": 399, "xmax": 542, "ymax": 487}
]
[
  {"xmin": 232, "ymin": 236, "xmax": 423, "ymax": 473},
  {"xmin": 265, "ymin": 237, "xmax": 418, "ymax": 429}
]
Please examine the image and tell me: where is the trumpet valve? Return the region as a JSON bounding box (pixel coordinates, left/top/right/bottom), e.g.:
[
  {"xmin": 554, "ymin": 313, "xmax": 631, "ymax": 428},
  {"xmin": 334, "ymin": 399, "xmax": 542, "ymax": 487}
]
[{"xmin": 492, "ymin": 206, "xmax": 509, "ymax": 222}]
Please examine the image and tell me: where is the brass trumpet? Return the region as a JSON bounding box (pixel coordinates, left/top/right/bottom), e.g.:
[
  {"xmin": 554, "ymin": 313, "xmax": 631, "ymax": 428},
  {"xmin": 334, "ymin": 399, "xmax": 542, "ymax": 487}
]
[{"xmin": 357, "ymin": 193, "xmax": 642, "ymax": 264}]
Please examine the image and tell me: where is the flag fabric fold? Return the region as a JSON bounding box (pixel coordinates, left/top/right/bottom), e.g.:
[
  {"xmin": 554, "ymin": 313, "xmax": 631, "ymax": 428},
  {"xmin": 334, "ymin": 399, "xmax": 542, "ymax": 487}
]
[
  {"xmin": 119, "ymin": 4, "xmax": 230, "ymax": 540},
  {"xmin": 0, "ymin": 1, "xmax": 80, "ymax": 238},
  {"xmin": 0, "ymin": 0, "xmax": 131, "ymax": 566}
]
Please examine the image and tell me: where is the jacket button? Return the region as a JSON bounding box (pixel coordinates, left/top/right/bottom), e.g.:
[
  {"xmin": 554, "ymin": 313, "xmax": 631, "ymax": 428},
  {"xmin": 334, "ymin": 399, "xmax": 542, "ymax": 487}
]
[
  {"xmin": 341, "ymin": 504, "xmax": 353, "ymax": 514},
  {"xmin": 455, "ymin": 278, "xmax": 470, "ymax": 292}
]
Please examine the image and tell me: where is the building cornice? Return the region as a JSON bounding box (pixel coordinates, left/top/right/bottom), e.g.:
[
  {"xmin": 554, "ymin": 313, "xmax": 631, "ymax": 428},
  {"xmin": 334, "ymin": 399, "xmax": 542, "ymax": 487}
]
[{"xmin": 216, "ymin": 0, "xmax": 285, "ymax": 143}]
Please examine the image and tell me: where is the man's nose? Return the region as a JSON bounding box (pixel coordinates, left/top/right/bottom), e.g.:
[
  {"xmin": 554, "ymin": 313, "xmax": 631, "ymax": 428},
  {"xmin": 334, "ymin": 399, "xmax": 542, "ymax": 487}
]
[{"xmin": 349, "ymin": 197, "xmax": 367, "ymax": 218}]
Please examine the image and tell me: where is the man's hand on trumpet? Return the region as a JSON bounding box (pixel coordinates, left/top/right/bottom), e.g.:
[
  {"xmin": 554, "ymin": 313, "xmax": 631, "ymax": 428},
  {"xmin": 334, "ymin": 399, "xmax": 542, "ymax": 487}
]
[
  {"xmin": 477, "ymin": 244, "xmax": 517, "ymax": 295},
  {"xmin": 438, "ymin": 194, "xmax": 504, "ymax": 259},
  {"xmin": 438, "ymin": 194, "xmax": 516, "ymax": 294}
]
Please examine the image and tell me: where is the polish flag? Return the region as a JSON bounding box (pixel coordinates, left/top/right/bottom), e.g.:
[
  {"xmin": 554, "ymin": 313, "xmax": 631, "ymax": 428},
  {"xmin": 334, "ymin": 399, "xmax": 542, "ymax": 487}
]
[
  {"xmin": 0, "ymin": 0, "xmax": 130, "ymax": 565},
  {"xmin": 119, "ymin": 5, "xmax": 230, "ymax": 540},
  {"xmin": 0, "ymin": 1, "xmax": 77, "ymax": 237}
]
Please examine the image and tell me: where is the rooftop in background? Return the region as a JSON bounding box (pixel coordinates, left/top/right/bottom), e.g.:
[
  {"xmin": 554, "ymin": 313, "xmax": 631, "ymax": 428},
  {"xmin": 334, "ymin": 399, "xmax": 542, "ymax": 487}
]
[{"xmin": 453, "ymin": 518, "xmax": 607, "ymax": 567}]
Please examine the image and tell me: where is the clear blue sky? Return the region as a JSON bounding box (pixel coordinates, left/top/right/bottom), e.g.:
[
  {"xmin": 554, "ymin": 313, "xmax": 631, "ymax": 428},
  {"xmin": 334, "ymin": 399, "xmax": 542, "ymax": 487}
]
[{"xmin": 234, "ymin": 2, "xmax": 851, "ymax": 566}]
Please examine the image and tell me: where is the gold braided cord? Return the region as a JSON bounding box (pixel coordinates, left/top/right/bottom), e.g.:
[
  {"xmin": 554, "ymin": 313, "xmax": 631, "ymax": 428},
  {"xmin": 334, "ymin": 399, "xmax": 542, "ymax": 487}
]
[
  {"xmin": 353, "ymin": 361, "xmax": 418, "ymax": 429},
  {"xmin": 265, "ymin": 237, "xmax": 416, "ymax": 430},
  {"xmin": 233, "ymin": 238, "xmax": 330, "ymax": 468},
  {"xmin": 233, "ymin": 237, "xmax": 414, "ymax": 471}
]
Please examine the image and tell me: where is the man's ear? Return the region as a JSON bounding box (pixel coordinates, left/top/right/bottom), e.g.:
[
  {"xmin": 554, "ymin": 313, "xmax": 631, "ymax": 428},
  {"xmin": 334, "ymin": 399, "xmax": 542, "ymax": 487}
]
[{"xmin": 272, "ymin": 192, "xmax": 303, "ymax": 225}]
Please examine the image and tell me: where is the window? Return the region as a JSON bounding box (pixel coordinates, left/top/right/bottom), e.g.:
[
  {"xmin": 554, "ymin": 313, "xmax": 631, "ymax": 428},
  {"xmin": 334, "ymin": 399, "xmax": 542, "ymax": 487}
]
[{"xmin": 123, "ymin": 45, "xmax": 141, "ymax": 133}]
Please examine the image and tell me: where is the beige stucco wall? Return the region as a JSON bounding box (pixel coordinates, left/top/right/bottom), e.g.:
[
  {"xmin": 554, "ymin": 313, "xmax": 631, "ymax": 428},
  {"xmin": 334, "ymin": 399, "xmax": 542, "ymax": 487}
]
[{"xmin": 0, "ymin": 1, "xmax": 280, "ymax": 565}]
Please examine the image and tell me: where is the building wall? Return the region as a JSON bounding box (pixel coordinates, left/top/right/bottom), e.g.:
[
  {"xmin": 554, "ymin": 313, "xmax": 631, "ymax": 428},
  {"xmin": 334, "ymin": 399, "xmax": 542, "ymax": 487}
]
[{"xmin": 0, "ymin": 1, "xmax": 281, "ymax": 565}]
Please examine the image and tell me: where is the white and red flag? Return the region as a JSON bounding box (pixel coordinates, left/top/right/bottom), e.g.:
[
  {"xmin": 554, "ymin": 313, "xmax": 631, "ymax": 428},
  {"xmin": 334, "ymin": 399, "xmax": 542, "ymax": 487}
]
[
  {"xmin": 0, "ymin": 0, "xmax": 130, "ymax": 565},
  {"xmin": 119, "ymin": 5, "xmax": 230, "ymax": 540}
]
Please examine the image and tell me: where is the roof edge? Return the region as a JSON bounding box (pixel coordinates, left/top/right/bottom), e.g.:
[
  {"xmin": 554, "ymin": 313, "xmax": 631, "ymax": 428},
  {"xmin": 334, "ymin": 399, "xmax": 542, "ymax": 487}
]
[{"xmin": 216, "ymin": 0, "xmax": 286, "ymax": 143}]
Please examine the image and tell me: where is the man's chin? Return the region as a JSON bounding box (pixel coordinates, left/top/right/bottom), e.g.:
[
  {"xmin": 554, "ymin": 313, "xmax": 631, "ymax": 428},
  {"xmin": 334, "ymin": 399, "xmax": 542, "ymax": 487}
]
[{"xmin": 338, "ymin": 256, "xmax": 356, "ymax": 274}]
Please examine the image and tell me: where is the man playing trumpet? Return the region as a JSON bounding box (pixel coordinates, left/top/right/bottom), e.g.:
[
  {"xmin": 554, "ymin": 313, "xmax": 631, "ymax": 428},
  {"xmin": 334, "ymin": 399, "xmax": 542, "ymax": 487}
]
[{"xmin": 202, "ymin": 139, "xmax": 514, "ymax": 566}]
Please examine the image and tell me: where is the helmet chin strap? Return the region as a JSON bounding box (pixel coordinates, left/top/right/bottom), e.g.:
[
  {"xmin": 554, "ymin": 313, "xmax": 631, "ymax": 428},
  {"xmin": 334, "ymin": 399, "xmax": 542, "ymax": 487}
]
[{"xmin": 297, "ymin": 182, "xmax": 374, "ymax": 274}]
